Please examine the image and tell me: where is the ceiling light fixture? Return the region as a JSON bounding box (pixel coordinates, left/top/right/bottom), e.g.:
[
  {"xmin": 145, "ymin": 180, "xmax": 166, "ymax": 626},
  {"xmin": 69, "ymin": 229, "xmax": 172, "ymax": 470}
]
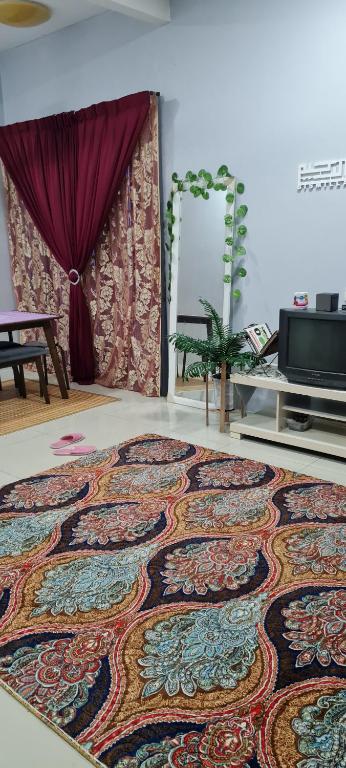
[{"xmin": 0, "ymin": 1, "xmax": 52, "ymax": 27}]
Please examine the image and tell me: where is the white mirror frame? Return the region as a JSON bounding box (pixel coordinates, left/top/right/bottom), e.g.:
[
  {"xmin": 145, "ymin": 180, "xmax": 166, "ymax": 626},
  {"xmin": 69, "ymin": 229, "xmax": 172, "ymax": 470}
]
[{"xmin": 168, "ymin": 176, "xmax": 236, "ymax": 409}]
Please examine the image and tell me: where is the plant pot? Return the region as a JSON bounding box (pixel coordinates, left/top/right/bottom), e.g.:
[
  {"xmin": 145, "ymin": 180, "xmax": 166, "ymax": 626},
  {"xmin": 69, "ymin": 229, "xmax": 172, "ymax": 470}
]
[{"xmin": 212, "ymin": 375, "xmax": 234, "ymax": 410}]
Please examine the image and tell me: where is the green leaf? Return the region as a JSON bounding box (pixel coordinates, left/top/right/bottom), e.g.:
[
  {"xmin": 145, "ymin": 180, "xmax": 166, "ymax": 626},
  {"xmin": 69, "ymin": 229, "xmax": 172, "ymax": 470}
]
[
  {"xmin": 224, "ymin": 214, "xmax": 233, "ymax": 227},
  {"xmin": 171, "ymin": 300, "xmax": 248, "ymax": 374},
  {"xmin": 207, "ymin": 180, "xmax": 214, "ymax": 189},
  {"xmin": 172, "ymin": 172, "xmax": 179, "ymax": 182},
  {"xmin": 237, "ymin": 267, "xmax": 247, "ymax": 277},
  {"xmin": 199, "ymin": 298, "xmax": 225, "ymax": 341},
  {"xmin": 190, "ymin": 185, "xmax": 202, "ymax": 196},
  {"xmin": 177, "ymin": 181, "xmax": 184, "ymax": 191},
  {"xmin": 231, "ymin": 351, "xmax": 257, "ymax": 371},
  {"xmin": 233, "ymin": 288, "xmax": 241, "ymax": 299},
  {"xmin": 235, "ymin": 245, "xmax": 246, "ymax": 256},
  {"xmin": 225, "ymin": 236, "xmax": 234, "ymax": 246},
  {"xmin": 204, "ymin": 172, "xmax": 213, "ymax": 183},
  {"xmin": 169, "ymin": 332, "xmax": 212, "ymax": 357},
  {"xmin": 213, "ymin": 182, "xmax": 222, "ymax": 191},
  {"xmin": 218, "ymin": 164, "xmax": 230, "ymax": 177},
  {"xmin": 223, "ymin": 253, "xmax": 234, "ymax": 263},
  {"xmin": 202, "ymin": 190, "xmax": 210, "ymax": 200},
  {"xmin": 236, "ymin": 182, "xmax": 245, "ymax": 194},
  {"xmin": 226, "ymin": 192, "xmax": 235, "ymax": 204},
  {"xmin": 223, "ymin": 275, "xmax": 232, "ymax": 284},
  {"xmin": 236, "ymin": 205, "xmax": 248, "ymax": 219},
  {"xmin": 198, "ymin": 168, "xmax": 207, "ymax": 177},
  {"xmin": 167, "ymin": 200, "xmax": 172, "ymax": 210},
  {"xmin": 184, "ymin": 360, "xmax": 211, "ymax": 380},
  {"xmin": 237, "ymin": 224, "xmax": 247, "ymax": 237}
]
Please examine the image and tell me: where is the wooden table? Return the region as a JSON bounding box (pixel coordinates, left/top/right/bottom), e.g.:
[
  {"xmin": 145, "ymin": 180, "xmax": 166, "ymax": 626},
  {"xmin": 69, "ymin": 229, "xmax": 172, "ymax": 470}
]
[{"xmin": 0, "ymin": 311, "xmax": 68, "ymax": 399}]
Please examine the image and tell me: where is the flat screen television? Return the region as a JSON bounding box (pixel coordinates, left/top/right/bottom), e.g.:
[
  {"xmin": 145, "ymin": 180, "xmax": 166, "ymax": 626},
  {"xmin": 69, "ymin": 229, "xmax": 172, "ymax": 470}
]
[{"xmin": 278, "ymin": 309, "xmax": 346, "ymax": 389}]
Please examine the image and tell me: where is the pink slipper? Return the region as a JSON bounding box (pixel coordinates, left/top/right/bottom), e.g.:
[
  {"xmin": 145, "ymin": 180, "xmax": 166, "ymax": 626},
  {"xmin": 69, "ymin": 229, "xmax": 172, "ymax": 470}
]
[
  {"xmin": 53, "ymin": 445, "xmax": 97, "ymax": 456},
  {"xmin": 50, "ymin": 433, "xmax": 85, "ymax": 450}
]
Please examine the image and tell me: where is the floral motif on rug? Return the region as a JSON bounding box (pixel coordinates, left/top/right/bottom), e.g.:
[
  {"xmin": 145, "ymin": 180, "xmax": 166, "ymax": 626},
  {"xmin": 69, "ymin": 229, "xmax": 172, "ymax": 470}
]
[{"xmin": 0, "ymin": 434, "xmax": 345, "ymax": 768}]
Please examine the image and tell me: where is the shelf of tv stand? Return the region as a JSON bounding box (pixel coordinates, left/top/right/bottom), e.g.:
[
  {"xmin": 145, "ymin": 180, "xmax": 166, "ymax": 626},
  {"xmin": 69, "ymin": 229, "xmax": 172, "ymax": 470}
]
[
  {"xmin": 230, "ymin": 372, "xmax": 346, "ymax": 460},
  {"xmin": 282, "ymin": 395, "xmax": 346, "ymax": 423}
]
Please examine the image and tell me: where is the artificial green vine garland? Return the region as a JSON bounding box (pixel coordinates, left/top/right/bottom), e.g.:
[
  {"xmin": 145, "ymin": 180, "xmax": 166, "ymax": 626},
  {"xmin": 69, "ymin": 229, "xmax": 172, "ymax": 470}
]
[{"xmin": 165, "ymin": 164, "xmax": 248, "ymax": 302}]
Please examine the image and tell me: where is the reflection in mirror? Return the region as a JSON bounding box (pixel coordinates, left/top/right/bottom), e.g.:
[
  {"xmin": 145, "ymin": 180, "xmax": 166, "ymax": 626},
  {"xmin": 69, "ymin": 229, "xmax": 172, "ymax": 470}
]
[{"xmin": 175, "ymin": 190, "xmax": 228, "ymax": 405}]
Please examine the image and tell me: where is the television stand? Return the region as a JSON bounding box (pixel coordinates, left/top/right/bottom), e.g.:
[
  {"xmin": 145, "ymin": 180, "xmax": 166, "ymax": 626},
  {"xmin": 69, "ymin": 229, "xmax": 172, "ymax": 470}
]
[{"xmin": 230, "ymin": 371, "xmax": 346, "ymax": 459}]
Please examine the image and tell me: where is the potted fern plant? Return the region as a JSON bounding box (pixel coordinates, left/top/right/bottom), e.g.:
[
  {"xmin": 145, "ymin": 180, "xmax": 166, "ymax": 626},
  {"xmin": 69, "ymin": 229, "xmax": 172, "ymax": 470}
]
[{"xmin": 169, "ymin": 299, "xmax": 256, "ymax": 430}]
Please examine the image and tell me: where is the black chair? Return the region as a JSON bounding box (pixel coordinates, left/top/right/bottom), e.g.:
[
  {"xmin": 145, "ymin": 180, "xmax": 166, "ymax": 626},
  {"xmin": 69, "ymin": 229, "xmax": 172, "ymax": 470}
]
[
  {"xmin": 176, "ymin": 314, "xmax": 213, "ymax": 379},
  {"xmin": 23, "ymin": 340, "xmax": 49, "ymax": 398},
  {"xmin": 0, "ymin": 340, "xmax": 23, "ymax": 394},
  {"xmin": 23, "ymin": 340, "xmax": 70, "ymax": 392},
  {"xmin": 0, "ymin": 345, "xmax": 50, "ymax": 404},
  {"xmin": 25, "ymin": 340, "xmax": 71, "ymax": 396},
  {"xmin": 7, "ymin": 327, "xmax": 69, "ymax": 395}
]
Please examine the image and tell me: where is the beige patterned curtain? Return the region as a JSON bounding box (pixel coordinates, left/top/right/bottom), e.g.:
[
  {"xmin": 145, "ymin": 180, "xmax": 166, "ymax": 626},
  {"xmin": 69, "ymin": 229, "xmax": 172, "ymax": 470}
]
[{"xmin": 2, "ymin": 95, "xmax": 161, "ymax": 397}]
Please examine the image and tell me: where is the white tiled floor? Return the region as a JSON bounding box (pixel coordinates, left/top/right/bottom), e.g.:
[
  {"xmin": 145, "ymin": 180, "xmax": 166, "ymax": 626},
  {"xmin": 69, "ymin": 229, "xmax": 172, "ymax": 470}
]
[{"xmin": 0, "ymin": 382, "xmax": 345, "ymax": 768}]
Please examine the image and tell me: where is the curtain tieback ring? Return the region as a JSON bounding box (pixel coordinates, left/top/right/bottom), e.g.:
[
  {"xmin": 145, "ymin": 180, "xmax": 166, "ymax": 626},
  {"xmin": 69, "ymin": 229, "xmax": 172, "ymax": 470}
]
[{"xmin": 68, "ymin": 269, "xmax": 80, "ymax": 286}]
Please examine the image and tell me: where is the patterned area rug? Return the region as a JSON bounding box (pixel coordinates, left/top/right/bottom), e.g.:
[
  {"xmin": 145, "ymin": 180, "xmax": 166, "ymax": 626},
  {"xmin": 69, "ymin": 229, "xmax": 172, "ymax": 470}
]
[
  {"xmin": 0, "ymin": 379, "xmax": 119, "ymax": 435},
  {"xmin": 0, "ymin": 434, "xmax": 345, "ymax": 768}
]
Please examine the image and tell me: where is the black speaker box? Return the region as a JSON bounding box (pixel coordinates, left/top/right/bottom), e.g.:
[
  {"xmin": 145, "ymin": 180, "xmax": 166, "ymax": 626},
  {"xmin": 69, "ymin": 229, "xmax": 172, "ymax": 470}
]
[{"xmin": 316, "ymin": 293, "xmax": 339, "ymax": 312}]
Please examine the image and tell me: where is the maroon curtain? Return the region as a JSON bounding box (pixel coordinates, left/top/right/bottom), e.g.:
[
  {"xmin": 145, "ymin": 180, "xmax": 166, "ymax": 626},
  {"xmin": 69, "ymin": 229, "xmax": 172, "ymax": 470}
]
[{"xmin": 0, "ymin": 91, "xmax": 150, "ymax": 383}]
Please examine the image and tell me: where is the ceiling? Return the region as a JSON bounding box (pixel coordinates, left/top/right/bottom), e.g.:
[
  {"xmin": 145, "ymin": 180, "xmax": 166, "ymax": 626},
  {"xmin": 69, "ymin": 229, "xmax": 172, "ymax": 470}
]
[
  {"xmin": 0, "ymin": 0, "xmax": 105, "ymax": 51},
  {"xmin": 0, "ymin": 0, "xmax": 170, "ymax": 52}
]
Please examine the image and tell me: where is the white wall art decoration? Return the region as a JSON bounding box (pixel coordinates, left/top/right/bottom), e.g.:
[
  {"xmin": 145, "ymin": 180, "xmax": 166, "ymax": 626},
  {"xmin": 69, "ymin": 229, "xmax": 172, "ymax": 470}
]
[{"xmin": 298, "ymin": 159, "xmax": 346, "ymax": 191}]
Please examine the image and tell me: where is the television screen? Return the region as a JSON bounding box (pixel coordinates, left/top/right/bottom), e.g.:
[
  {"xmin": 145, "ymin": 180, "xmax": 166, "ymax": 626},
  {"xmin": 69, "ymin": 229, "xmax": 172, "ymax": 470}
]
[{"xmin": 288, "ymin": 317, "xmax": 346, "ymax": 374}]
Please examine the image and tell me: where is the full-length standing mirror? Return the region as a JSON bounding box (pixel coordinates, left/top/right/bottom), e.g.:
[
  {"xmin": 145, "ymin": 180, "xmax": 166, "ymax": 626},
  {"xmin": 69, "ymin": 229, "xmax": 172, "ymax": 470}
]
[{"xmin": 168, "ymin": 172, "xmax": 237, "ymax": 410}]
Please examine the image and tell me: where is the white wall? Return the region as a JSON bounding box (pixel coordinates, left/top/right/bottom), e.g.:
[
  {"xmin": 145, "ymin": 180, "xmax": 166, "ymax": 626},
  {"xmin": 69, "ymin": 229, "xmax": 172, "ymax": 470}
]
[{"xmin": 0, "ymin": 0, "xmax": 346, "ymax": 329}]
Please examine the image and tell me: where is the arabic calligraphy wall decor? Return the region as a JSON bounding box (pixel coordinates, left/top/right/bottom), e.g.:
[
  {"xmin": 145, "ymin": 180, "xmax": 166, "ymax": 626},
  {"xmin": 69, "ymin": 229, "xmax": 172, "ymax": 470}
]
[{"xmin": 297, "ymin": 158, "xmax": 346, "ymax": 191}]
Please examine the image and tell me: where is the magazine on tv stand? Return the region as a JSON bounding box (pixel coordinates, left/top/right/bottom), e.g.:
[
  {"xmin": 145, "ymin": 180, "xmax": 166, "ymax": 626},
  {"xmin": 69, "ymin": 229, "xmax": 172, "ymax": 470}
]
[
  {"xmin": 244, "ymin": 323, "xmax": 272, "ymax": 353},
  {"xmin": 244, "ymin": 324, "xmax": 279, "ymax": 359}
]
